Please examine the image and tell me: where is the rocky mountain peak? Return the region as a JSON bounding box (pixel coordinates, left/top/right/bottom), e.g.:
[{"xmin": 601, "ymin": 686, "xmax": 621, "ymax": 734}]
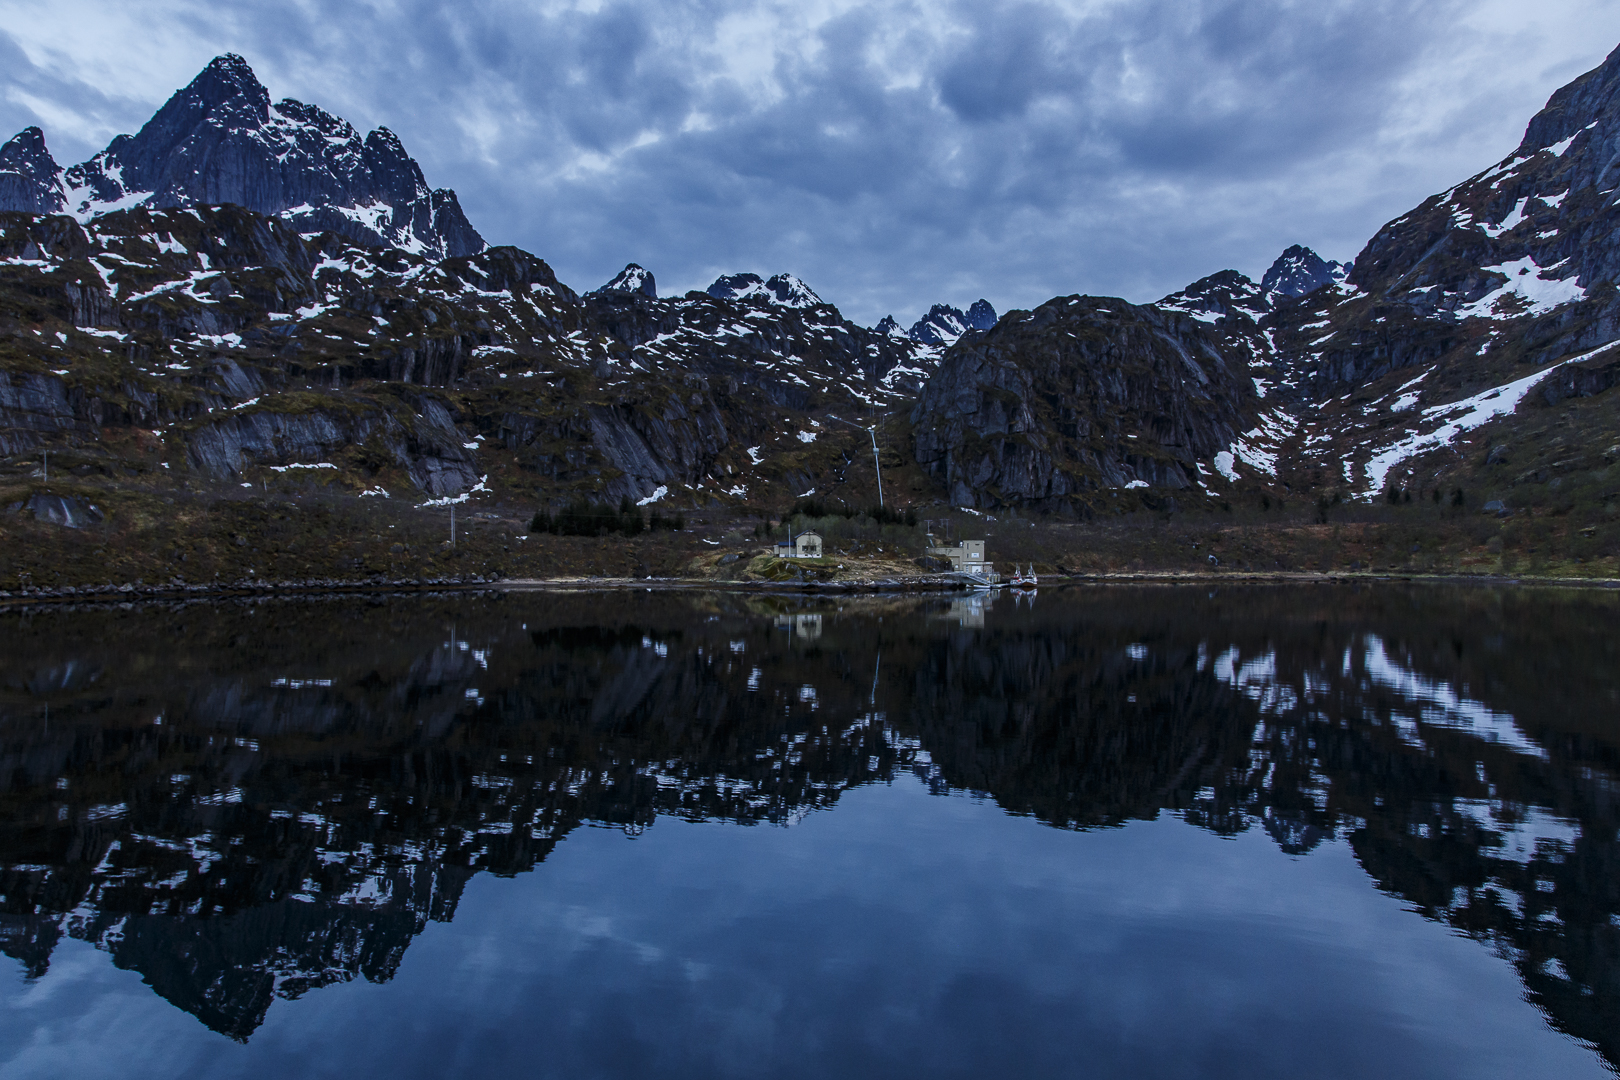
[
  {"xmin": 1, "ymin": 54, "xmax": 485, "ymax": 259},
  {"xmin": 595, "ymin": 263, "xmax": 657, "ymax": 298},
  {"xmin": 1261, "ymin": 245, "xmax": 1349, "ymax": 300},
  {"xmin": 875, "ymin": 315, "xmax": 907, "ymax": 338},
  {"xmin": 900, "ymin": 299, "xmax": 998, "ymax": 346},
  {"xmin": 965, "ymin": 299, "xmax": 998, "ymax": 330},
  {"xmin": 907, "ymin": 303, "xmax": 968, "ymax": 346},
  {"xmin": 1516, "ymin": 41, "xmax": 1620, "ymax": 159},
  {"xmin": 765, "ymin": 273, "xmax": 822, "ymax": 307},
  {"xmin": 705, "ymin": 272, "xmax": 824, "ymax": 308},
  {"xmin": 0, "ymin": 126, "xmax": 65, "ymax": 215},
  {"xmin": 1158, "ymin": 269, "xmax": 1270, "ymax": 325},
  {"xmin": 181, "ymin": 52, "xmax": 272, "ymax": 119}
]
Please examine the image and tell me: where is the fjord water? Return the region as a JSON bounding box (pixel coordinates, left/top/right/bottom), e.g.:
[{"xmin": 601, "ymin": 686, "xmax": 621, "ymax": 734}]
[{"xmin": 0, "ymin": 587, "xmax": 1615, "ymax": 1079}]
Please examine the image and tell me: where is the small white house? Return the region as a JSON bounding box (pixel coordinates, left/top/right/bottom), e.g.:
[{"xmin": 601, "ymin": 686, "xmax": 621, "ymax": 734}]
[{"xmin": 775, "ymin": 531, "xmax": 824, "ymax": 558}]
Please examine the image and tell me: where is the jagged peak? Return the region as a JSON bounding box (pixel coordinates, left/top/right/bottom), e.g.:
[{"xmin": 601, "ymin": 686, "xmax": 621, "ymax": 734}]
[
  {"xmin": 365, "ymin": 126, "xmax": 408, "ymax": 155},
  {"xmin": 0, "ymin": 127, "xmax": 58, "ymax": 175},
  {"xmin": 1517, "ymin": 40, "xmax": 1620, "ymax": 158},
  {"xmin": 3, "ymin": 126, "xmax": 49, "ymax": 152},
  {"xmin": 706, "ymin": 271, "xmax": 823, "ymax": 308},
  {"xmin": 764, "ymin": 272, "xmax": 821, "ymax": 307},
  {"xmin": 1261, "ymin": 245, "xmax": 1348, "ymax": 300},
  {"xmin": 176, "ymin": 53, "xmax": 271, "ymax": 116},
  {"xmin": 875, "ymin": 315, "xmax": 907, "ymax": 338},
  {"xmin": 595, "ymin": 263, "xmax": 657, "ymax": 298},
  {"xmin": 965, "ymin": 299, "xmax": 998, "ymax": 330}
]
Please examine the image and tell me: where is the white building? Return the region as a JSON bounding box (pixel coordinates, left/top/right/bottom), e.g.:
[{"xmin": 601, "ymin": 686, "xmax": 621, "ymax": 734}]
[
  {"xmin": 926, "ymin": 538, "xmax": 987, "ymax": 573},
  {"xmin": 774, "ymin": 531, "xmax": 824, "ymax": 559}
]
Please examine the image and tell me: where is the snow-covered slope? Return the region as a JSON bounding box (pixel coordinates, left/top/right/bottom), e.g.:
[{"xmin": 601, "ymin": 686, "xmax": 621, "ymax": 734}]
[
  {"xmin": 705, "ymin": 272, "xmax": 823, "ymax": 308},
  {"xmin": 0, "ymin": 54, "xmax": 484, "ymax": 259}
]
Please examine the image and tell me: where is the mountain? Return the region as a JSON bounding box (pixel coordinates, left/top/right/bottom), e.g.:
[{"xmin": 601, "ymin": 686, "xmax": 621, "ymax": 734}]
[
  {"xmin": 4, "ymin": 42, "xmax": 1620, "ymax": 536},
  {"xmin": 874, "ymin": 300, "xmax": 1000, "ymax": 347},
  {"xmin": 704, "ymin": 272, "xmax": 823, "ymax": 308},
  {"xmin": 1242, "ymin": 41, "xmax": 1620, "ymax": 507},
  {"xmin": 593, "ymin": 262, "xmax": 656, "ymax": 298},
  {"xmin": 916, "ymin": 42, "xmax": 1620, "ymax": 516},
  {"xmin": 0, "ymin": 203, "xmax": 938, "ymax": 512},
  {"xmin": 0, "ymin": 54, "xmax": 484, "ymax": 259},
  {"xmin": 1260, "ymin": 245, "xmax": 1349, "ymax": 301},
  {"xmin": 910, "ymin": 295, "xmax": 1257, "ymax": 509},
  {"xmin": 0, "ymin": 128, "xmax": 65, "ymax": 215}
]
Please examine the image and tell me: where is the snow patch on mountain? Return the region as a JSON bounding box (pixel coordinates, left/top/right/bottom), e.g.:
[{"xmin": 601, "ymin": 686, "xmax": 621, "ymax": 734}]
[
  {"xmin": 706, "ymin": 272, "xmax": 823, "ymax": 308},
  {"xmin": 594, "ymin": 263, "xmax": 657, "ymax": 298},
  {"xmin": 0, "ymin": 54, "xmax": 484, "ymax": 260},
  {"xmin": 1261, "ymin": 245, "xmax": 1350, "ymax": 302},
  {"xmin": 903, "ymin": 300, "xmax": 998, "ymax": 346},
  {"xmin": 1457, "ymin": 258, "xmax": 1585, "ymax": 319},
  {"xmin": 1359, "ymin": 340, "xmax": 1620, "ymax": 495}
]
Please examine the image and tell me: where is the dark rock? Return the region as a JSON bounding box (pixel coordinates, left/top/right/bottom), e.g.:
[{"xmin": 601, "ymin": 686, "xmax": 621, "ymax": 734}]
[
  {"xmin": 19, "ymin": 55, "xmax": 485, "ymax": 258},
  {"xmin": 594, "ymin": 263, "xmax": 656, "ymax": 298},
  {"xmin": 7, "ymin": 493, "xmax": 102, "ymax": 527},
  {"xmin": 965, "ymin": 300, "xmax": 998, "ymax": 330},
  {"xmin": 1261, "ymin": 245, "xmax": 1349, "ymax": 300},
  {"xmin": 0, "ymin": 127, "xmax": 65, "ymax": 215},
  {"xmin": 704, "ymin": 272, "xmax": 822, "ymax": 308},
  {"xmin": 909, "ymin": 304, "xmax": 970, "ymax": 346},
  {"xmin": 1486, "ymin": 444, "xmax": 1512, "ymax": 466},
  {"xmin": 910, "ymin": 295, "xmax": 1255, "ymax": 510}
]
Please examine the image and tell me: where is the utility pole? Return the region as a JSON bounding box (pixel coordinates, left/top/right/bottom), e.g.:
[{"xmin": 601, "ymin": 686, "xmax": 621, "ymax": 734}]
[
  {"xmin": 41, "ymin": 451, "xmax": 47, "ymax": 483},
  {"xmin": 827, "ymin": 415, "xmax": 884, "ymax": 508},
  {"xmin": 451, "ymin": 503, "xmax": 456, "ymax": 549}
]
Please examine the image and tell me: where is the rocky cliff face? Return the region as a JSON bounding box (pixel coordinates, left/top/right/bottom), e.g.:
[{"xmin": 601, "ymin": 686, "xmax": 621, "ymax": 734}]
[
  {"xmin": 0, "ymin": 201, "xmax": 941, "ymax": 508},
  {"xmin": 910, "ymin": 295, "xmax": 1257, "ymax": 510},
  {"xmin": 874, "ymin": 300, "xmax": 999, "ymax": 348},
  {"xmin": 1261, "ymin": 245, "xmax": 1349, "ymax": 300},
  {"xmin": 1, "ymin": 55, "xmax": 484, "ymax": 259},
  {"xmin": 593, "ymin": 262, "xmax": 656, "ymax": 298},
  {"xmin": 704, "ymin": 271, "xmax": 823, "ymax": 308},
  {"xmin": 0, "ymin": 128, "xmax": 64, "ymax": 216},
  {"xmin": 1220, "ymin": 42, "xmax": 1620, "ymax": 504}
]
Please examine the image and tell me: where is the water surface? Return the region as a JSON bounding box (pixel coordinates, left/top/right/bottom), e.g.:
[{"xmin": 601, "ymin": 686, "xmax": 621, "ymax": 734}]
[{"xmin": 0, "ymin": 585, "xmax": 1615, "ymax": 1078}]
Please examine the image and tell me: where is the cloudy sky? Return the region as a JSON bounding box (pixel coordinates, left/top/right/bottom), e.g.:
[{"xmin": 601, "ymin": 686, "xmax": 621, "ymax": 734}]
[{"xmin": 1, "ymin": 1, "xmax": 1618, "ymax": 327}]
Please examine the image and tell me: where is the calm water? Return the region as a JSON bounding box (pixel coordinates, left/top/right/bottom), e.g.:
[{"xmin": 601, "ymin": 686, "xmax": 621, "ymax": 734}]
[{"xmin": 0, "ymin": 584, "xmax": 1616, "ymax": 1079}]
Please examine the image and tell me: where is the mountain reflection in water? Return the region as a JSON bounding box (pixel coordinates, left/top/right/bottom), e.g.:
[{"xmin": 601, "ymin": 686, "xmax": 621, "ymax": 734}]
[{"xmin": 0, "ymin": 585, "xmax": 1616, "ymax": 1075}]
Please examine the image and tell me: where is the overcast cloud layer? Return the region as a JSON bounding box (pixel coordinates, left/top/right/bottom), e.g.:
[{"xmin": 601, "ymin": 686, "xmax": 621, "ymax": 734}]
[{"xmin": 2, "ymin": 0, "xmax": 1618, "ymax": 326}]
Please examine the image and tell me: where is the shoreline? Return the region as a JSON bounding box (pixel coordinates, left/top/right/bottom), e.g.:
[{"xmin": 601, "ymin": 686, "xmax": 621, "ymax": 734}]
[{"xmin": 0, "ymin": 568, "xmax": 1616, "ymax": 608}]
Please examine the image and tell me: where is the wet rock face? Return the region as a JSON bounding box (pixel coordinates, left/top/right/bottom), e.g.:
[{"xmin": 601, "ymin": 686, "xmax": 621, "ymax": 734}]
[
  {"xmin": 910, "ymin": 296, "xmax": 1256, "ymax": 510},
  {"xmin": 5, "ymin": 493, "xmax": 102, "ymax": 528},
  {"xmin": 2, "ymin": 54, "xmax": 484, "ymax": 259}
]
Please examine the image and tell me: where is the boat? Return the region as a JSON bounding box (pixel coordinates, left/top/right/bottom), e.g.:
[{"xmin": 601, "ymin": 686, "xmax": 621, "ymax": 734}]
[{"xmin": 1010, "ymin": 564, "xmax": 1038, "ymax": 589}]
